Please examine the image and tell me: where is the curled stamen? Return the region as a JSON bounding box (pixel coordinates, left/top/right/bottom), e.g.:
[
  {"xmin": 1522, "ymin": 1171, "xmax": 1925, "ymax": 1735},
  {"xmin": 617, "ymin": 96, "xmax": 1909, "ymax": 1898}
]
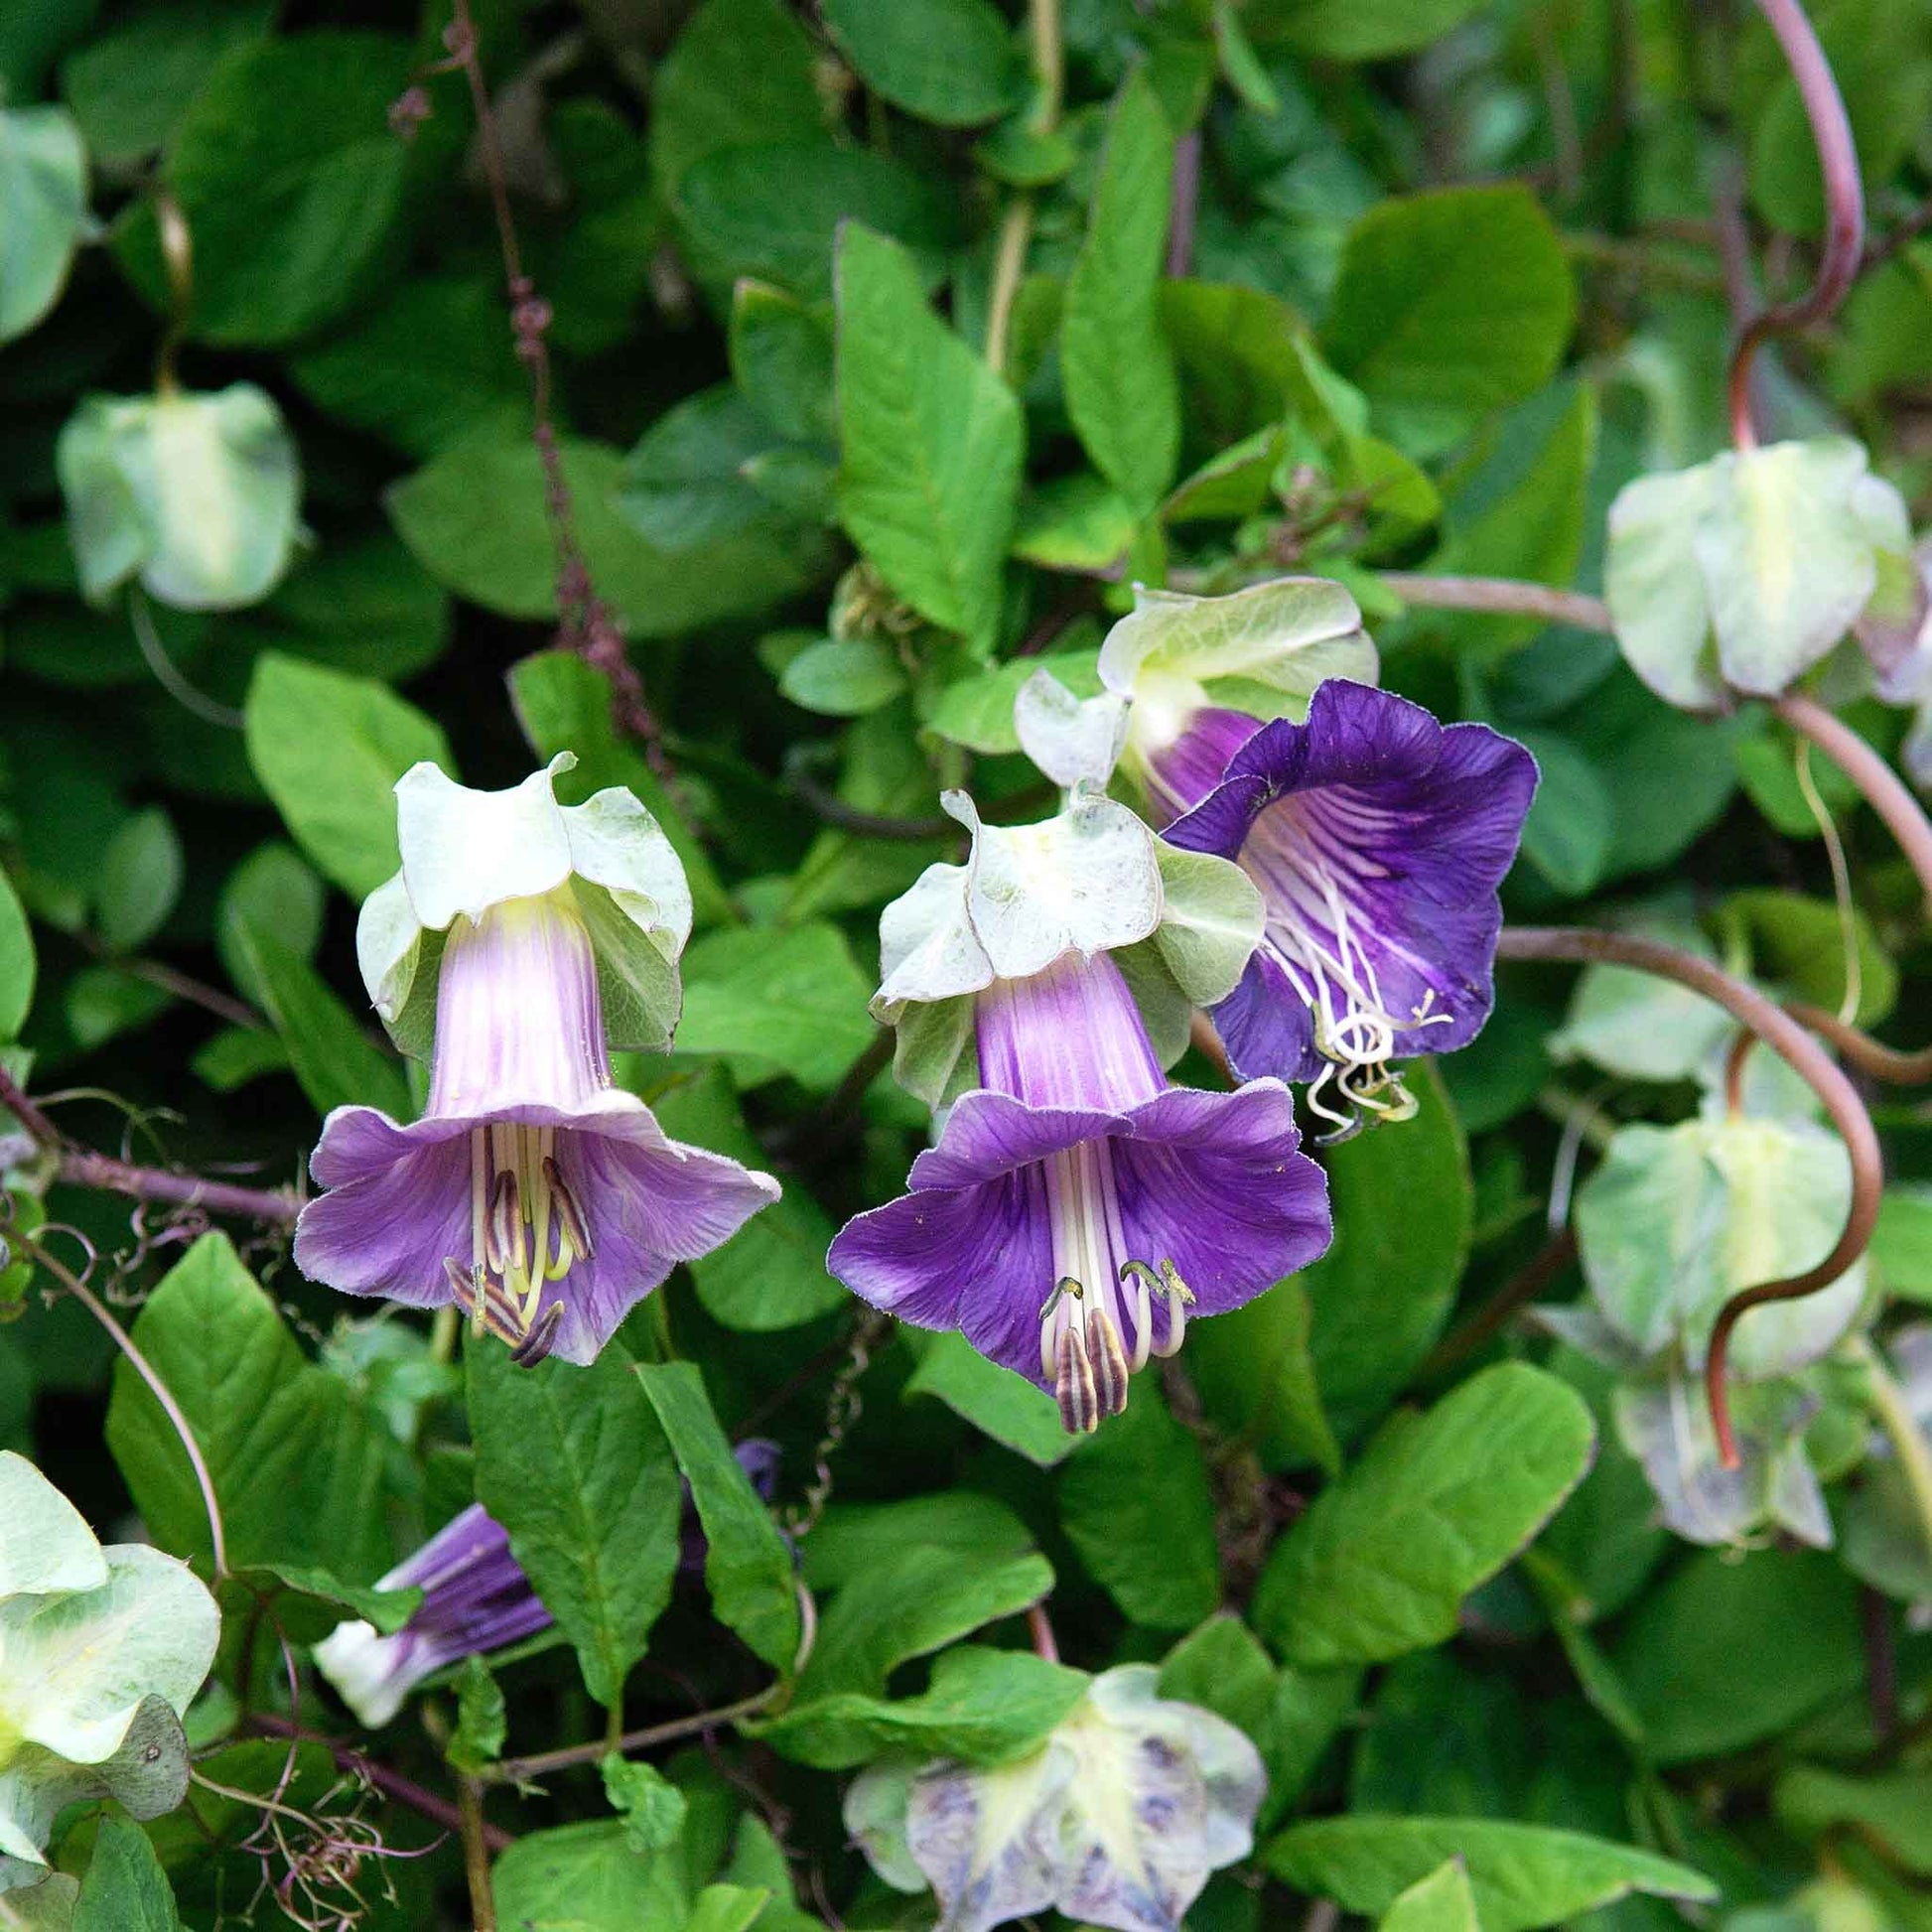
[
  {"xmin": 1085, "ymin": 1308, "xmax": 1130, "ymax": 1417},
  {"xmin": 1039, "ymin": 1275, "xmax": 1083, "ymax": 1321},
  {"xmin": 1039, "ymin": 1275, "xmax": 1082, "ymax": 1381},
  {"xmin": 1152, "ymin": 1260, "xmax": 1193, "ymax": 1359},
  {"xmin": 1118, "ymin": 1262, "xmax": 1160, "ymax": 1373},
  {"xmin": 1055, "ymin": 1324, "xmax": 1099, "ymax": 1435},
  {"xmin": 543, "ymin": 1156, "xmax": 593, "ymax": 1263},
  {"xmin": 509, "ymin": 1301, "xmax": 565, "ymax": 1368}
]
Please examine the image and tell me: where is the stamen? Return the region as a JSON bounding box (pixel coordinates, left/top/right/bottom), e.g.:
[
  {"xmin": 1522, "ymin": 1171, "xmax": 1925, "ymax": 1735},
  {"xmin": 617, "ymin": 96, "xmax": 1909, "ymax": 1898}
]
[
  {"xmin": 1118, "ymin": 1263, "xmax": 1159, "ymax": 1373},
  {"xmin": 1085, "ymin": 1309, "xmax": 1129, "ymax": 1417},
  {"xmin": 509, "ymin": 1301, "xmax": 565, "ymax": 1368},
  {"xmin": 486, "ymin": 1170, "xmax": 520, "ymax": 1276},
  {"xmin": 1152, "ymin": 1260, "xmax": 1193, "ymax": 1359},
  {"xmin": 1055, "ymin": 1325, "xmax": 1099, "ymax": 1435},
  {"xmin": 544, "ymin": 1157, "xmax": 594, "ymax": 1264}
]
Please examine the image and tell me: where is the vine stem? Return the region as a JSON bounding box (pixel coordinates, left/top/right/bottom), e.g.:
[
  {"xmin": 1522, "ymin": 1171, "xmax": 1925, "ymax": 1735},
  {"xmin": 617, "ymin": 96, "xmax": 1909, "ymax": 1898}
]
[
  {"xmin": 457, "ymin": 1775, "xmax": 497, "ymax": 1932},
  {"xmin": 1725, "ymin": 0, "xmax": 1864, "ymax": 450},
  {"xmin": 1495, "ymin": 926, "xmax": 1882, "ymax": 1467},
  {"xmin": 983, "ymin": 0, "xmax": 1063, "ymax": 376},
  {"xmin": 24, "ymin": 1232, "xmax": 229, "ymax": 1576},
  {"xmin": 1379, "ymin": 572, "xmax": 1611, "ymax": 634},
  {"xmin": 1776, "ymin": 692, "xmax": 1932, "ymax": 914},
  {"xmin": 1854, "ymin": 1336, "xmax": 1932, "ymax": 1574},
  {"xmin": 480, "ymin": 1683, "xmax": 785, "ymax": 1786}
]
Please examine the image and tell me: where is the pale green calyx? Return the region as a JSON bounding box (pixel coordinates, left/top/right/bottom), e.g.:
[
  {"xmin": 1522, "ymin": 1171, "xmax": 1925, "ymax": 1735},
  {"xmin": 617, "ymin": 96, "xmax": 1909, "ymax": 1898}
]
[
  {"xmin": 0, "ymin": 1452, "xmax": 218, "ymax": 1895},
  {"xmin": 0, "ymin": 107, "xmax": 88, "ymax": 349},
  {"xmin": 356, "ymin": 754, "xmax": 694, "ymax": 1059},
  {"xmin": 872, "ymin": 788, "xmax": 1261, "ymax": 1105},
  {"xmin": 845, "ymin": 1663, "xmax": 1265, "ymax": 1932},
  {"xmin": 57, "ymin": 383, "xmax": 303, "ymax": 612},
  {"xmin": 1014, "ymin": 670, "xmax": 1131, "ymax": 789},
  {"xmin": 1097, "ymin": 577, "xmax": 1377, "ymax": 767},
  {"xmin": 1604, "ymin": 436, "xmax": 1913, "ymax": 711}
]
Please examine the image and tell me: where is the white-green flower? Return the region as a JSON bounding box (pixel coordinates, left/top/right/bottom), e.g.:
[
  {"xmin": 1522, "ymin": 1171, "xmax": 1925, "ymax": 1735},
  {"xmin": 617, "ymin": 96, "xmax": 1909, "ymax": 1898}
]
[
  {"xmin": 0, "ymin": 1453, "xmax": 218, "ymax": 1895},
  {"xmin": 57, "ymin": 384, "xmax": 302, "ymax": 612},
  {"xmin": 846, "ymin": 1664, "xmax": 1265, "ymax": 1932},
  {"xmin": 355, "ymin": 753, "xmax": 694, "ymax": 1060},
  {"xmin": 1605, "ymin": 436, "xmax": 1913, "ymax": 711}
]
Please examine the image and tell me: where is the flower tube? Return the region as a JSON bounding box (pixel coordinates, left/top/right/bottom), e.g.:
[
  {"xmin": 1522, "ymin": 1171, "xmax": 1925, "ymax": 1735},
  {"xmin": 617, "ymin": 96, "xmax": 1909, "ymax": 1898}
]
[{"xmin": 294, "ymin": 758, "xmax": 777, "ymax": 1365}]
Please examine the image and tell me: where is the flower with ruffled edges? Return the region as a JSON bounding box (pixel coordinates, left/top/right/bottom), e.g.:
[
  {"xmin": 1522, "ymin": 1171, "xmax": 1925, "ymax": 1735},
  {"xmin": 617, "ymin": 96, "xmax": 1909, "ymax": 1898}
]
[
  {"xmin": 828, "ymin": 789, "xmax": 1329, "ymax": 1432},
  {"xmin": 294, "ymin": 757, "xmax": 778, "ymax": 1366},
  {"xmin": 1163, "ymin": 679, "xmax": 1537, "ymax": 1135},
  {"xmin": 846, "ymin": 1663, "xmax": 1265, "ymax": 1932}
]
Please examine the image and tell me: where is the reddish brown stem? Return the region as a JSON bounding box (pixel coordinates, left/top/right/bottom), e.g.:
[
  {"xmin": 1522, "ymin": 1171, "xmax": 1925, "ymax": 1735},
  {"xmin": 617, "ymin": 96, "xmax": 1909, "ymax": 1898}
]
[
  {"xmin": 1378, "ymin": 573, "xmax": 1611, "ymax": 634},
  {"xmin": 246, "ymin": 1715, "xmax": 511, "ymax": 1853},
  {"xmin": 1421, "ymin": 1228, "xmax": 1580, "ymax": 1381},
  {"xmin": 1783, "ymin": 1003, "xmax": 1932, "ymax": 1084},
  {"xmin": 1776, "ymin": 692, "xmax": 1932, "ymax": 914},
  {"xmin": 1725, "ymin": 0, "xmax": 1864, "ymax": 448},
  {"xmin": 1028, "ymin": 1602, "xmax": 1059, "ymax": 1665},
  {"xmin": 1496, "ymin": 926, "xmax": 1882, "ymax": 1467}
]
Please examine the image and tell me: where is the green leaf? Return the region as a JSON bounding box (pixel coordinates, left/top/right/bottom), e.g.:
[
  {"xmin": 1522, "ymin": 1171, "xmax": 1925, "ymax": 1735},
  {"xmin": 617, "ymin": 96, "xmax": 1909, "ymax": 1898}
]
[
  {"xmin": 681, "ymin": 144, "xmax": 958, "ymax": 301},
  {"xmin": 0, "ymin": 868, "xmax": 37, "ymax": 1040},
  {"xmin": 1061, "ymin": 71, "xmax": 1179, "ymax": 519},
  {"xmin": 922, "ymin": 648, "xmax": 1102, "ymax": 756},
  {"xmin": 757, "ymin": 1642, "xmax": 1088, "ymax": 1770},
  {"xmin": 902, "ymin": 1331, "xmax": 1077, "ymax": 1466},
  {"xmin": 1301, "ymin": 1060, "xmax": 1471, "ymax": 1439},
  {"xmin": 1514, "ymin": 733, "xmax": 1613, "ymax": 898},
  {"xmin": 603, "ymin": 1756, "xmax": 689, "ymax": 1855},
  {"xmin": 676, "ymin": 921, "xmax": 876, "ymax": 1091},
  {"xmin": 445, "ymin": 1655, "xmax": 507, "ymax": 1776},
  {"xmin": 508, "ymin": 648, "xmax": 731, "ymax": 929},
  {"xmin": 389, "ymin": 431, "xmax": 828, "ymax": 637},
  {"xmin": 112, "ymin": 31, "xmax": 426, "ymax": 345},
  {"xmin": 1244, "ymin": 0, "xmax": 1488, "ymax": 60},
  {"xmin": 648, "ymin": 1067, "xmax": 847, "ymax": 1330},
  {"xmin": 215, "ymin": 843, "xmax": 324, "ymax": 1007},
  {"xmin": 1873, "ymin": 1186, "xmax": 1932, "ymax": 1304},
  {"xmin": 1252, "ymin": 1362, "xmax": 1594, "ymax": 1667},
  {"xmin": 226, "ymin": 911, "xmax": 411, "ymax": 1120},
  {"xmin": 788, "ymin": 1542, "xmax": 1054, "ymax": 1709},
  {"xmin": 648, "ymin": 0, "xmax": 826, "ymax": 203},
  {"xmin": 778, "ymin": 637, "xmax": 908, "ymax": 716},
  {"xmin": 104, "ymin": 1232, "xmax": 392, "ymax": 1581},
  {"xmin": 635, "ymin": 1360, "xmax": 801, "ymax": 1672},
  {"xmin": 835, "ymin": 222, "xmax": 1022, "ymax": 648},
  {"xmin": 1185, "ymin": 1281, "xmax": 1341, "ymax": 1474},
  {"xmin": 1718, "ymin": 888, "xmax": 1898, "ymax": 1027},
  {"xmin": 73, "ymin": 1815, "xmax": 182, "ymax": 1932},
  {"xmin": 1265, "ymin": 1817, "xmax": 1717, "ymax": 1932},
  {"xmin": 0, "ymin": 107, "xmax": 86, "ymax": 345},
  {"xmin": 803, "ymin": 1493, "xmax": 1035, "ymax": 1592},
  {"xmin": 1378, "ymin": 1860, "xmax": 1479, "ymax": 1932},
  {"xmin": 231, "ymin": 1561, "xmax": 421, "ymax": 1645},
  {"xmin": 821, "ymin": 0, "xmax": 1025, "ymax": 126},
  {"xmin": 492, "ymin": 1820, "xmax": 687, "ymax": 1930},
  {"xmin": 92, "ymin": 807, "xmax": 183, "ymax": 955},
  {"xmin": 1058, "ymin": 1377, "xmax": 1220, "ymax": 1630},
  {"xmin": 1610, "ymin": 1545, "xmax": 1863, "ymax": 1763},
  {"xmin": 618, "ymin": 387, "xmax": 792, "ymax": 550},
  {"xmin": 730, "ymin": 281, "xmax": 836, "ymax": 445},
  {"xmin": 469, "ymin": 1339, "xmax": 682, "ymax": 1711},
  {"xmin": 1321, "ymin": 188, "xmax": 1575, "ymax": 457},
  {"xmin": 61, "ymin": 4, "xmax": 272, "ymax": 166},
  {"xmin": 1776, "ymin": 1766, "xmax": 1932, "ymax": 1876},
  {"xmin": 244, "ymin": 652, "xmax": 453, "ymax": 900}
]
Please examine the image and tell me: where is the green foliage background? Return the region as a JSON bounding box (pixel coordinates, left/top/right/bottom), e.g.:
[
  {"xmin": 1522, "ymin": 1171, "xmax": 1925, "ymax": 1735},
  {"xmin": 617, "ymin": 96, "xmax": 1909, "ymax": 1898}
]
[{"xmin": 3, "ymin": 0, "xmax": 1932, "ymax": 1925}]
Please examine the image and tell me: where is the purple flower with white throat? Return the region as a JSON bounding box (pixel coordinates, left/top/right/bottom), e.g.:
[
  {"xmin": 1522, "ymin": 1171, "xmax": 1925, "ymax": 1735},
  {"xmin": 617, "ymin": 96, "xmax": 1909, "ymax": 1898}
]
[
  {"xmin": 828, "ymin": 789, "xmax": 1329, "ymax": 1433},
  {"xmin": 294, "ymin": 757, "xmax": 778, "ymax": 1366},
  {"xmin": 314, "ymin": 1506, "xmax": 549, "ymax": 1727},
  {"xmin": 1164, "ymin": 679, "xmax": 1537, "ymax": 1134}
]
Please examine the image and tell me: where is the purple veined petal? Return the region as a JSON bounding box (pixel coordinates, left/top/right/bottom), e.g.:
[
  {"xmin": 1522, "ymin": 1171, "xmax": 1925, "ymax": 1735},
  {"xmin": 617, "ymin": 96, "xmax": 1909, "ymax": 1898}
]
[
  {"xmin": 1141, "ymin": 706, "xmax": 1265, "ymax": 827},
  {"xmin": 1167, "ymin": 680, "xmax": 1536, "ymax": 1091},
  {"xmin": 1111, "ymin": 1082, "xmax": 1331, "ymax": 1320},
  {"xmin": 296, "ymin": 1091, "xmax": 777, "ymax": 1366},
  {"xmin": 975, "ymin": 949, "xmax": 1166, "ymax": 1114}
]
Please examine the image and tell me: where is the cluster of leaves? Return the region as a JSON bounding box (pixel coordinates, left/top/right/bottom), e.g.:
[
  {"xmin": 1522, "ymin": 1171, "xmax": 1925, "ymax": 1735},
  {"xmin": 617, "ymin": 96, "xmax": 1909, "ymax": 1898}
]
[{"xmin": 3, "ymin": 0, "xmax": 1932, "ymax": 1926}]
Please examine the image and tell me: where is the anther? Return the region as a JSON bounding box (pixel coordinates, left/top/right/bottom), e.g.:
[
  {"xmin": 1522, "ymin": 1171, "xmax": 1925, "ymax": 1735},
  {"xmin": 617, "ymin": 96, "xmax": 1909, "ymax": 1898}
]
[
  {"xmin": 1055, "ymin": 1325, "xmax": 1099, "ymax": 1435},
  {"xmin": 1152, "ymin": 1261, "xmax": 1193, "ymax": 1359},
  {"xmin": 486, "ymin": 1170, "xmax": 522, "ymax": 1275},
  {"xmin": 1118, "ymin": 1262, "xmax": 1160, "ymax": 1372},
  {"xmin": 510, "ymin": 1301, "xmax": 565, "ymax": 1368},
  {"xmin": 543, "ymin": 1156, "xmax": 593, "ymax": 1262},
  {"xmin": 1038, "ymin": 1275, "xmax": 1082, "ymax": 1321},
  {"xmin": 1085, "ymin": 1309, "xmax": 1130, "ymax": 1417}
]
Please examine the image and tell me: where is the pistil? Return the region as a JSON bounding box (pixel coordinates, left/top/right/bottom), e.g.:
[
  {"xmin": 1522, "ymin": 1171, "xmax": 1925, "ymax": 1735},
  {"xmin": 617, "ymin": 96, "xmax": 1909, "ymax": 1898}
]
[{"xmin": 446, "ymin": 1123, "xmax": 593, "ymax": 1365}]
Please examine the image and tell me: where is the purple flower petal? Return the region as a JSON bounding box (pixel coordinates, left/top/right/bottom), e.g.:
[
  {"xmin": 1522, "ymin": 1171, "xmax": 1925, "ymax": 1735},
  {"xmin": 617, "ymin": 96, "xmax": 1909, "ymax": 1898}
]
[{"xmin": 1166, "ymin": 680, "xmax": 1536, "ymax": 1084}]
